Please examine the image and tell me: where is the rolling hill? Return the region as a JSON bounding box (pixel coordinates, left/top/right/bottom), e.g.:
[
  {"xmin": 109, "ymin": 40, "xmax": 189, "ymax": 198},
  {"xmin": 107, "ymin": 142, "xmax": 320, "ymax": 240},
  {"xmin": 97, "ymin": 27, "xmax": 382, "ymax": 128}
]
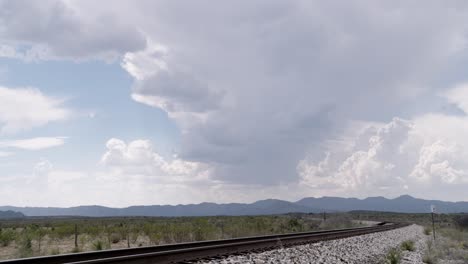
[{"xmin": 1, "ymin": 195, "xmax": 467, "ymax": 217}]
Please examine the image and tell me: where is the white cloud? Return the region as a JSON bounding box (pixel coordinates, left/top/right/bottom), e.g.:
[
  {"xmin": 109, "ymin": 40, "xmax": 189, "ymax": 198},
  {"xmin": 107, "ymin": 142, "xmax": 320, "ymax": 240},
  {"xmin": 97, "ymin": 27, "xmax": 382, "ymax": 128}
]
[
  {"xmin": 297, "ymin": 106, "xmax": 468, "ymax": 200},
  {"xmin": 0, "ymin": 86, "xmax": 70, "ymax": 134},
  {"xmin": 0, "ymin": 137, "xmax": 66, "ymax": 150},
  {"xmin": 33, "ymin": 158, "xmax": 53, "ymax": 175},
  {"xmin": 0, "ymin": 140, "xmax": 217, "ymax": 207},
  {"xmin": 121, "ymin": 42, "xmax": 168, "ymax": 80},
  {"xmin": 101, "ymin": 138, "xmax": 212, "ymax": 183},
  {"xmin": 444, "ymin": 83, "xmax": 468, "ymax": 114},
  {"xmin": 298, "ymin": 118, "xmax": 414, "ymax": 195}
]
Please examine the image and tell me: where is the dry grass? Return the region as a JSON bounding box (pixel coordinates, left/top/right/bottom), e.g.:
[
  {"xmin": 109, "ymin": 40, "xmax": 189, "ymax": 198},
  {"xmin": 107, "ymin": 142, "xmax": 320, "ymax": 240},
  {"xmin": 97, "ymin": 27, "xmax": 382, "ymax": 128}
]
[{"xmin": 422, "ymin": 227, "xmax": 468, "ymax": 263}]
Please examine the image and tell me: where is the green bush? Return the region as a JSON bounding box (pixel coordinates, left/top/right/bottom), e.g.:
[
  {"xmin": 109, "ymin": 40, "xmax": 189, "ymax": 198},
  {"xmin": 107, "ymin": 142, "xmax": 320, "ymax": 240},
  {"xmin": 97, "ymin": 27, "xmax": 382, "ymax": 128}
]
[
  {"xmin": 385, "ymin": 248, "xmax": 401, "ymax": 264},
  {"xmin": 422, "ymin": 252, "xmax": 437, "ymax": 264},
  {"xmin": 17, "ymin": 236, "xmax": 33, "ymax": 258},
  {"xmin": 455, "ymin": 215, "xmax": 468, "ymax": 229},
  {"xmin": 401, "ymin": 240, "xmax": 415, "ymax": 251},
  {"xmin": 0, "ymin": 229, "xmax": 16, "ymax": 247},
  {"xmin": 92, "ymin": 240, "xmax": 104, "ymax": 251},
  {"xmin": 424, "ymin": 227, "xmax": 432, "ymax": 235},
  {"xmin": 52, "ymin": 224, "xmax": 75, "ymax": 239},
  {"xmin": 110, "ymin": 233, "xmax": 120, "ymax": 244}
]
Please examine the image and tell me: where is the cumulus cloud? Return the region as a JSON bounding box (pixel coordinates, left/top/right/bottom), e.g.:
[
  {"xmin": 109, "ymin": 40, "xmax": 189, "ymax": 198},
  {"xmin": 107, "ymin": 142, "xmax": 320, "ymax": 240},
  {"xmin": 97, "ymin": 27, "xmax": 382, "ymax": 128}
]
[
  {"xmin": 117, "ymin": 1, "xmax": 468, "ymax": 186},
  {"xmin": 0, "ymin": 86, "xmax": 70, "ymax": 133},
  {"xmin": 410, "ymin": 141, "xmax": 465, "ymax": 184},
  {"xmin": 0, "ymin": 0, "xmax": 146, "ymax": 61},
  {"xmin": 101, "ymin": 138, "xmax": 212, "ymax": 183},
  {"xmin": 298, "ymin": 109, "xmax": 468, "ymax": 200},
  {"xmin": 298, "ymin": 118, "xmax": 413, "ymax": 194}
]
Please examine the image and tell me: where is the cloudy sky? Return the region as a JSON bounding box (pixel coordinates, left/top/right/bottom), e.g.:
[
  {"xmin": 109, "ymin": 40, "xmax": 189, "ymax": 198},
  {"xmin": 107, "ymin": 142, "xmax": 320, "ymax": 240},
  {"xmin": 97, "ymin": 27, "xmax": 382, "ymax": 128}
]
[{"xmin": 2, "ymin": 0, "xmax": 468, "ymax": 207}]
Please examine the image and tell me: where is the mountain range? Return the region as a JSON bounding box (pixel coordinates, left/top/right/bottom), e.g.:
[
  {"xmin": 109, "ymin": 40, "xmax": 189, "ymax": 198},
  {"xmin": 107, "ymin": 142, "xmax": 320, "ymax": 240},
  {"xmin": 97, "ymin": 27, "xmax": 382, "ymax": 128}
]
[
  {"xmin": 0, "ymin": 210, "xmax": 25, "ymax": 219},
  {"xmin": 1, "ymin": 195, "xmax": 467, "ymax": 218}
]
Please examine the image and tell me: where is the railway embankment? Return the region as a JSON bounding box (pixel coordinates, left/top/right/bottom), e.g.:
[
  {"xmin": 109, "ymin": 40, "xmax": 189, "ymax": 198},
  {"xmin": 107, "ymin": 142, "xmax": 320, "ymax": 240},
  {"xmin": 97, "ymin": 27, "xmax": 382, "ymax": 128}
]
[{"xmin": 198, "ymin": 224, "xmax": 424, "ymax": 264}]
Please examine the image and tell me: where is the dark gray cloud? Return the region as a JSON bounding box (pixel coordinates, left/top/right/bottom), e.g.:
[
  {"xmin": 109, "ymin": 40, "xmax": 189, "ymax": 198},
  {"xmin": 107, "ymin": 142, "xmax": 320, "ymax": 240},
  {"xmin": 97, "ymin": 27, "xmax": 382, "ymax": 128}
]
[
  {"xmin": 0, "ymin": 0, "xmax": 146, "ymax": 60},
  {"xmin": 119, "ymin": 1, "xmax": 468, "ymax": 185},
  {"xmin": 133, "ymin": 70, "xmax": 224, "ymax": 113}
]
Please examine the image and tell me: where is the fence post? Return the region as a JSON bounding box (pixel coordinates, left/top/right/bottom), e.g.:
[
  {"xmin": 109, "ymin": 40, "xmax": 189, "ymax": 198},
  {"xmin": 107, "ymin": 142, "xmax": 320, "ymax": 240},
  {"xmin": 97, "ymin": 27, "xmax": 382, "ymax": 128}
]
[
  {"xmin": 431, "ymin": 212, "xmax": 435, "ymax": 241},
  {"xmin": 74, "ymin": 224, "xmax": 78, "ymax": 248}
]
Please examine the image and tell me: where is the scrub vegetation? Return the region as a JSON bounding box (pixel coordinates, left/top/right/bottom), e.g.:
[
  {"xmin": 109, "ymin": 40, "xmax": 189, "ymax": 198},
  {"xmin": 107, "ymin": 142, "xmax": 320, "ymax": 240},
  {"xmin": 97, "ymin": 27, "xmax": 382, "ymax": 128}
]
[
  {"xmin": 350, "ymin": 211, "xmax": 468, "ymax": 263},
  {"xmin": 0, "ymin": 213, "xmax": 358, "ymax": 260},
  {"xmin": 2, "ymin": 212, "xmax": 467, "ymax": 262},
  {"xmin": 421, "ymin": 215, "xmax": 468, "ymax": 263}
]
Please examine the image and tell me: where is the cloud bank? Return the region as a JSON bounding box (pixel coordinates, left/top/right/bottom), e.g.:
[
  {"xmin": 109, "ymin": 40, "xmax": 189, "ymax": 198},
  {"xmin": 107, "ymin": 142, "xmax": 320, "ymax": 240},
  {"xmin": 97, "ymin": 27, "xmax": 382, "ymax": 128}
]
[
  {"xmin": 0, "ymin": 0, "xmax": 146, "ymax": 61},
  {"xmin": 3, "ymin": 1, "xmax": 468, "ymax": 204}
]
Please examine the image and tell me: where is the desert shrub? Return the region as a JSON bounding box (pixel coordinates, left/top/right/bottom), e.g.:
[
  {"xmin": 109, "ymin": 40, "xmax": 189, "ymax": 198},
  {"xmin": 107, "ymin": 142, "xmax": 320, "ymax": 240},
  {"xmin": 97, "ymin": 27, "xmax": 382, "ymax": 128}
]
[
  {"xmin": 422, "ymin": 252, "xmax": 437, "ymax": 264},
  {"xmin": 287, "ymin": 218, "xmax": 303, "ymax": 232},
  {"xmin": 401, "ymin": 240, "xmax": 415, "ymax": 251},
  {"xmin": 0, "ymin": 229, "xmax": 16, "ymax": 247},
  {"xmin": 143, "ymin": 223, "xmax": 162, "ymax": 245},
  {"xmin": 110, "ymin": 233, "xmax": 120, "ymax": 244},
  {"xmin": 424, "ymin": 226, "xmax": 432, "ymax": 235},
  {"xmin": 170, "ymin": 223, "xmax": 192, "ymax": 243},
  {"xmin": 17, "ymin": 236, "xmax": 33, "ymax": 258},
  {"xmin": 439, "ymin": 227, "xmax": 468, "ymax": 243},
  {"xmin": 463, "ymin": 241, "xmax": 468, "ymax": 249},
  {"xmin": 192, "ymin": 218, "xmax": 217, "ymax": 241},
  {"xmin": 83, "ymin": 225, "xmax": 101, "ymax": 238},
  {"xmin": 50, "ymin": 224, "xmax": 75, "ymax": 239},
  {"xmin": 422, "ymin": 239, "xmax": 441, "ymax": 264},
  {"xmin": 320, "ymin": 213, "xmax": 354, "ymax": 230},
  {"xmin": 33, "ymin": 227, "xmax": 47, "ymax": 252},
  {"xmin": 385, "ymin": 248, "xmax": 401, "ymax": 264},
  {"xmin": 455, "ymin": 215, "xmax": 468, "ymax": 229},
  {"xmin": 92, "ymin": 240, "xmax": 104, "ymax": 251},
  {"xmin": 129, "ymin": 230, "xmax": 139, "ymax": 244}
]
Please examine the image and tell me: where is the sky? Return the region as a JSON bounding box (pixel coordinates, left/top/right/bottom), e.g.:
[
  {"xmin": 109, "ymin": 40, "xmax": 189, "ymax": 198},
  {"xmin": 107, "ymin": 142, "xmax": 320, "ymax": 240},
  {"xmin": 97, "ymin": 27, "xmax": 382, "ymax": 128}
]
[{"xmin": 1, "ymin": 0, "xmax": 468, "ymax": 207}]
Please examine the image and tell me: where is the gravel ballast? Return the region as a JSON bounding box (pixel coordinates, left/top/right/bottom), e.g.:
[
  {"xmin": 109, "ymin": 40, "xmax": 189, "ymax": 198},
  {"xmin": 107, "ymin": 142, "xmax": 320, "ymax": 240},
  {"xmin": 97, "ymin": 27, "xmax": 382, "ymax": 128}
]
[{"xmin": 198, "ymin": 225, "xmax": 424, "ymax": 264}]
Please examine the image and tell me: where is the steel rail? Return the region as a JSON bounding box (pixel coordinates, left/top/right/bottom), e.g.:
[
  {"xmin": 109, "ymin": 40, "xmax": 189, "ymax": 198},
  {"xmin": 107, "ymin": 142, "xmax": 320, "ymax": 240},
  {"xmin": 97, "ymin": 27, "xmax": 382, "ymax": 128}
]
[{"xmin": 0, "ymin": 223, "xmax": 409, "ymax": 264}]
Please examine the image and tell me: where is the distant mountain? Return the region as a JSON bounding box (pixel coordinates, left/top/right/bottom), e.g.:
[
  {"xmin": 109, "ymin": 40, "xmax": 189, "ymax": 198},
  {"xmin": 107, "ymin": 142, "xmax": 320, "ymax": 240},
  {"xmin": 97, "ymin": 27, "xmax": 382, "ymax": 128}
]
[
  {"xmin": 0, "ymin": 199, "xmax": 318, "ymax": 217},
  {"xmin": 0, "ymin": 210, "xmax": 25, "ymax": 219},
  {"xmin": 296, "ymin": 195, "xmax": 468, "ymax": 213},
  {"xmin": 1, "ymin": 195, "xmax": 467, "ymax": 217}
]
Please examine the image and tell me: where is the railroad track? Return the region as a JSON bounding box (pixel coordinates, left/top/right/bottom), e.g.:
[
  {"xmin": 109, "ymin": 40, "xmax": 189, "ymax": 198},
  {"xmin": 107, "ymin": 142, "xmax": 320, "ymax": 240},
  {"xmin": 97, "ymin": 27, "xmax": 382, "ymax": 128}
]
[{"xmin": 0, "ymin": 222, "xmax": 409, "ymax": 264}]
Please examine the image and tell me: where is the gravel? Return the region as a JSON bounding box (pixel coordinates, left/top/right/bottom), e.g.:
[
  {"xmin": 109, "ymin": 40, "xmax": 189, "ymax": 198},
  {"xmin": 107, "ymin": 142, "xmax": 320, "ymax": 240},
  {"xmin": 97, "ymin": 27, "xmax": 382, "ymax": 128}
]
[
  {"xmin": 401, "ymin": 227, "xmax": 426, "ymax": 264},
  {"xmin": 197, "ymin": 225, "xmax": 425, "ymax": 264}
]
